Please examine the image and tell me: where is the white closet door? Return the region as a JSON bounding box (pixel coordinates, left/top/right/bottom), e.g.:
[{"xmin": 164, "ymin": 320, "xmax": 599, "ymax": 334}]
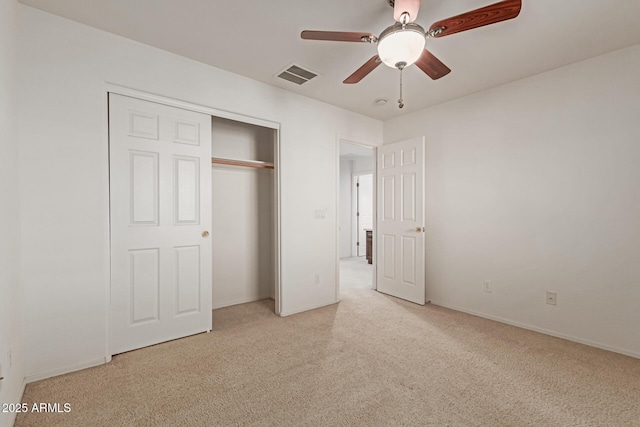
[
  {"xmin": 376, "ymin": 137, "xmax": 425, "ymax": 305},
  {"xmin": 109, "ymin": 93, "xmax": 212, "ymax": 355}
]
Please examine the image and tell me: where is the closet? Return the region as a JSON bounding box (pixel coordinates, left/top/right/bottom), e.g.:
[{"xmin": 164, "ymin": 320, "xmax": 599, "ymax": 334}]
[
  {"xmin": 109, "ymin": 91, "xmax": 280, "ymax": 355},
  {"xmin": 211, "ymin": 117, "xmax": 277, "ymax": 311}
]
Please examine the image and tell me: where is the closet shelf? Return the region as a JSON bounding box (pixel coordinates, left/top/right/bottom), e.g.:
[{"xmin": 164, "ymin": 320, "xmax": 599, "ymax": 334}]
[{"xmin": 211, "ymin": 157, "xmax": 274, "ymax": 169}]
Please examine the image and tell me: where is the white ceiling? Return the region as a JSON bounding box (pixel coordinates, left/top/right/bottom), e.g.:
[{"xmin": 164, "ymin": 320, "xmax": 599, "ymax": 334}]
[{"xmin": 20, "ymin": 0, "xmax": 640, "ymax": 121}]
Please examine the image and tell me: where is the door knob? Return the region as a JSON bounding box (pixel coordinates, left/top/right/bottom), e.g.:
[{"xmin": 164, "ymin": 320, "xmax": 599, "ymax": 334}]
[
  {"xmin": 202, "ymin": 231, "xmax": 209, "ymax": 238},
  {"xmin": 415, "ymin": 227, "xmax": 424, "ymax": 232}
]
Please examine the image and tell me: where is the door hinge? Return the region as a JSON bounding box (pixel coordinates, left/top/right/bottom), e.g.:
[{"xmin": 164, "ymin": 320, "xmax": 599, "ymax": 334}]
[
  {"xmin": 357, "ymin": 212, "xmax": 360, "ymax": 217},
  {"xmin": 356, "ymin": 242, "xmax": 360, "ymax": 246},
  {"xmin": 357, "ymin": 182, "xmax": 360, "ymax": 187}
]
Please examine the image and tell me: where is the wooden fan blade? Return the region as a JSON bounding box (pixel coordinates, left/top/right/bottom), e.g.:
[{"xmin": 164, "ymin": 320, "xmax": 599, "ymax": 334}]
[
  {"xmin": 344, "ymin": 55, "xmax": 381, "ymax": 84},
  {"xmin": 415, "ymin": 50, "xmax": 451, "ymax": 80},
  {"xmin": 430, "ymin": 0, "xmax": 521, "ymax": 38},
  {"xmin": 394, "ymin": 0, "xmax": 421, "ymax": 23},
  {"xmin": 301, "ymin": 30, "xmax": 375, "ymax": 43}
]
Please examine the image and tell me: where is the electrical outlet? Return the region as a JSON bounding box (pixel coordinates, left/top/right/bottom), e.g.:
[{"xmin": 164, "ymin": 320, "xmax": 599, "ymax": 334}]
[
  {"xmin": 315, "ymin": 273, "xmax": 320, "ymax": 285},
  {"xmin": 546, "ymin": 291, "xmax": 557, "ymax": 305},
  {"xmin": 483, "ymin": 280, "xmax": 492, "ymax": 293}
]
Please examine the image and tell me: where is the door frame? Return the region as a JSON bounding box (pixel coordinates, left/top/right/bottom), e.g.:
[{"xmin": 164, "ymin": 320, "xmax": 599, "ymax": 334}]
[
  {"xmin": 104, "ymin": 83, "xmax": 283, "ymax": 359},
  {"xmin": 336, "ymin": 137, "xmax": 378, "ymax": 300}
]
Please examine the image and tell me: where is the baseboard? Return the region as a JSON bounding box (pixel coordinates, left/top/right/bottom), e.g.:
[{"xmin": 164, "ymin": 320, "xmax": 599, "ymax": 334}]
[
  {"xmin": 25, "ymin": 357, "xmax": 109, "ymax": 384},
  {"xmin": 4, "ymin": 378, "xmax": 27, "ymax": 427},
  {"xmin": 19, "ymin": 378, "xmax": 26, "ymax": 402},
  {"xmin": 280, "ymin": 299, "xmax": 340, "ymax": 317},
  {"xmin": 19, "ymin": 378, "xmax": 27, "ymax": 402},
  {"xmin": 212, "ymin": 294, "xmax": 272, "ymax": 310},
  {"xmin": 431, "ymin": 300, "xmax": 640, "ymax": 360}
]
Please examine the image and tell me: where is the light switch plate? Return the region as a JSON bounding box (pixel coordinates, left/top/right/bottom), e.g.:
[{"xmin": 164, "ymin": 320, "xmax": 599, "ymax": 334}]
[{"xmin": 483, "ymin": 280, "xmax": 492, "ymax": 293}]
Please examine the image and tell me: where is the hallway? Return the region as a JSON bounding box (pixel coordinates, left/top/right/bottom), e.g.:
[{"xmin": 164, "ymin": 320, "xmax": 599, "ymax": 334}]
[{"xmin": 339, "ymin": 256, "xmax": 373, "ymax": 291}]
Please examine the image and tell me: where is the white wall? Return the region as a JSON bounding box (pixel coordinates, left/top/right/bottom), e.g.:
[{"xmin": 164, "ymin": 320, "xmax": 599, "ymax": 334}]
[
  {"xmin": 211, "ymin": 117, "xmax": 274, "ymax": 163},
  {"xmin": 211, "ymin": 117, "xmax": 275, "ymax": 308},
  {"xmin": 384, "ymin": 44, "xmax": 640, "ymax": 357},
  {"xmin": 0, "ymin": 0, "xmax": 25, "ymax": 425},
  {"xmin": 339, "ymin": 158, "xmax": 353, "ymax": 258},
  {"xmin": 354, "ymin": 173, "xmax": 374, "ymax": 255},
  {"xmin": 350, "ymin": 159, "xmax": 374, "ymax": 257},
  {"xmin": 17, "ymin": 5, "xmax": 382, "ymax": 380},
  {"xmin": 352, "ymin": 157, "xmax": 374, "ymax": 175}
]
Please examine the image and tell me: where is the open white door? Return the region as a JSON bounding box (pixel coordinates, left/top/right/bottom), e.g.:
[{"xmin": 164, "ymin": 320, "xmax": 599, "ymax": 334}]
[
  {"xmin": 376, "ymin": 137, "xmax": 425, "ymax": 304},
  {"xmin": 109, "ymin": 93, "xmax": 212, "ymax": 354}
]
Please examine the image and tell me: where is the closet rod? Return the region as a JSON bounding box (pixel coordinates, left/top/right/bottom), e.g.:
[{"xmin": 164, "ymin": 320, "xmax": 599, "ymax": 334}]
[{"xmin": 211, "ymin": 157, "xmax": 275, "ymax": 169}]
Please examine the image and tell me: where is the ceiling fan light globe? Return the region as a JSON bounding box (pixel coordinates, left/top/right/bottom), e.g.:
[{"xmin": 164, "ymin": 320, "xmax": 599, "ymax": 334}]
[{"xmin": 377, "ymin": 24, "xmax": 426, "ymax": 68}]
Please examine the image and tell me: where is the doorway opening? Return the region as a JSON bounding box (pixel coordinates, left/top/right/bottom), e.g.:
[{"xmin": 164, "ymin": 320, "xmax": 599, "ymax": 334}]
[
  {"xmin": 339, "ymin": 141, "xmax": 375, "ymax": 292},
  {"xmin": 211, "ymin": 116, "xmax": 279, "ymax": 314}
]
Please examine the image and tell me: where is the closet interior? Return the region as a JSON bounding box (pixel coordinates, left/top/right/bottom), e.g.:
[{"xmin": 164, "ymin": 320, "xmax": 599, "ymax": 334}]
[{"xmin": 211, "ymin": 116, "xmax": 277, "ymax": 311}]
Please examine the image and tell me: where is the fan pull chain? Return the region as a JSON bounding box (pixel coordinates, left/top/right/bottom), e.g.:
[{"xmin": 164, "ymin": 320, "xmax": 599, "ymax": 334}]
[{"xmin": 398, "ymin": 67, "xmax": 404, "ymax": 109}]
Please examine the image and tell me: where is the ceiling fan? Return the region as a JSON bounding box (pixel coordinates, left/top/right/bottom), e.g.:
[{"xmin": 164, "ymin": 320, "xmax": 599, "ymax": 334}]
[{"xmin": 301, "ymin": 0, "xmax": 522, "ymax": 108}]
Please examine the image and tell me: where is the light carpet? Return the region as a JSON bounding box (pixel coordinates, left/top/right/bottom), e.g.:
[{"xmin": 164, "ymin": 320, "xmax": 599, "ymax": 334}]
[
  {"xmin": 339, "ymin": 256, "xmax": 374, "ymax": 290},
  {"xmin": 16, "ymin": 289, "xmax": 640, "ymax": 426}
]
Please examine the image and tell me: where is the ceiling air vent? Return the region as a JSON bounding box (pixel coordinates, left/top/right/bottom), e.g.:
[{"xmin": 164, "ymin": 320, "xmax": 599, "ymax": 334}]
[{"xmin": 276, "ymin": 64, "xmax": 319, "ymax": 85}]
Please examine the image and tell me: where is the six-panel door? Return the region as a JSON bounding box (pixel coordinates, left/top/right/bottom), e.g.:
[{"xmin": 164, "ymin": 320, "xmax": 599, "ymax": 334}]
[
  {"xmin": 376, "ymin": 137, "xmax": 425, "ymax": 305},
  {"xmin": 109, "ymin": 94, "xmax": 212, "ymax": 354}
]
